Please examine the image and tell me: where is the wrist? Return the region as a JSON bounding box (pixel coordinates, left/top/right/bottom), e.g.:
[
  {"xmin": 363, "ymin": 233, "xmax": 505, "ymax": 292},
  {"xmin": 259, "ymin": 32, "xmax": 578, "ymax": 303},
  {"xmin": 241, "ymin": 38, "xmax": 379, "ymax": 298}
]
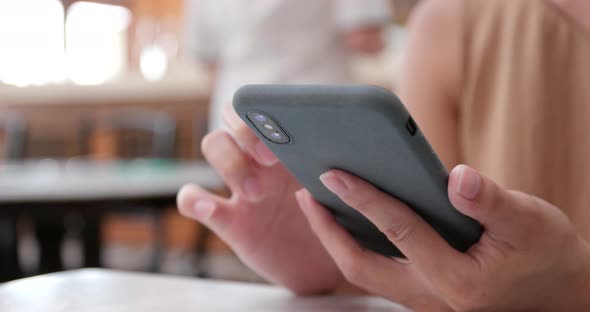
[
  {"xmin": 546, "ymin": 240, "xmax": 590, "ymax": 311},
  {"xmin": 281, "ymin": 272, "xmax": 346, "ymax": 296},
  {"xmin": 571, "ymin": 248, "xmax": 590, "ymax": 310},
  {"xmin": 333, "ymin": 280, "xmax": 368, "ymax": 295}
]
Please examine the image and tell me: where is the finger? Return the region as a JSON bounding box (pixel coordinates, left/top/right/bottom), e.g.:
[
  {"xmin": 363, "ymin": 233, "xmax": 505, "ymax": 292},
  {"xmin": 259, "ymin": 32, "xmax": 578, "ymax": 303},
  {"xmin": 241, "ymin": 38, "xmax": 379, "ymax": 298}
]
[
  {"xmin": 447, "ymin": 165, "xmax": 539, "ymax": 245},
  {"xmin": 319, "ymin": 170, "xmax": 467, "ymax": 278},
  {"xmin": 177, "ymin": 184, "xmax": 232, "ymax": 238},
  {"xmin": 223, "ymin": 103, "xmax": 278, "ymax": 167},
  {"xmin": 295, "ymin": 189, "xmax": 425, "ymax": 299},
  {"xmin": 202, "ymin": 130, "xmax": 264, "ymax": 201}
]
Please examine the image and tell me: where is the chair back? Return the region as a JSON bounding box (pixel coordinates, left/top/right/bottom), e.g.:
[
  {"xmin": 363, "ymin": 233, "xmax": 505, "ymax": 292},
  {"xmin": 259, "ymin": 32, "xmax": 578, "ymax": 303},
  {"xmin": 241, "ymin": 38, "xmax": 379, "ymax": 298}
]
[
  {"xmin": 0, "ymin": 113, "xmax": 27, "ymax": 160},
  {"xmin": 84, "ymin": 109, "xmax": 177, "ymax": 159}
]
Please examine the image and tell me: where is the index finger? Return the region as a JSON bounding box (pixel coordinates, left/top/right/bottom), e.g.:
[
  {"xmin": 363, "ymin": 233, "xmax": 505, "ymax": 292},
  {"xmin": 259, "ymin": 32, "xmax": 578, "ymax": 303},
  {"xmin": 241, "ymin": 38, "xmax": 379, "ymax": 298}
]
[
  {"xmin": 295, "ymin": 189, "xmax": 428, "ymax": 301},
  {"xmin": 223, "ymin": 103, "xmax": 278, "ymax": 167},
  {"xmin": 319, "ymin": 170, "xmax": 472, "ymax": 280}
]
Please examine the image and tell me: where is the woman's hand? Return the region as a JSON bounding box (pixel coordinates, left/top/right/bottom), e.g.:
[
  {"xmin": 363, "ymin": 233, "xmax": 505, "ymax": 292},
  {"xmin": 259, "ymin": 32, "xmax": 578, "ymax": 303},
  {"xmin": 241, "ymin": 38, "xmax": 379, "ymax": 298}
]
[
  {"xmin": 297, "ymin": 165, "xmax": 590, "ymax": 311},
  {"xmin": 177, "ymin": 104, "xmax": 344, "ymax": 294}
]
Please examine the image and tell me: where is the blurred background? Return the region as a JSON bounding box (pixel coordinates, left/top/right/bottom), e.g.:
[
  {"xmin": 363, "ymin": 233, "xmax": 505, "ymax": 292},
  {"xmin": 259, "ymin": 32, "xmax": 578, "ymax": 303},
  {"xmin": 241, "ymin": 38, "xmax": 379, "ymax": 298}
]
[{"xmin": 0, "ymin": 0, "xmax": 418, "ymax": 283}]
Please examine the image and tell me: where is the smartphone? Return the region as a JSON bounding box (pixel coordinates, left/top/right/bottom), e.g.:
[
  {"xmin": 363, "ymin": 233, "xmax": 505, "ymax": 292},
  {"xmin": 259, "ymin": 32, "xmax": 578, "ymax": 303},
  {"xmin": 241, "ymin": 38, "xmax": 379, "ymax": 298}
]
[{"xmin": 233, "ymin": 84, "xmax": 482, "ymax": 257}]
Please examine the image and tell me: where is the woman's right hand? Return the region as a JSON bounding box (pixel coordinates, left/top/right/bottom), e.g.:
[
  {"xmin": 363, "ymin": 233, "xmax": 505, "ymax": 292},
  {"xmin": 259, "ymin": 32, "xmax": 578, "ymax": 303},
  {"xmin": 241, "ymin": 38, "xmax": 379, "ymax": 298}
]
[{"xmin": 177, "ymin": 104, "xmax": 344, "ymax": 294}]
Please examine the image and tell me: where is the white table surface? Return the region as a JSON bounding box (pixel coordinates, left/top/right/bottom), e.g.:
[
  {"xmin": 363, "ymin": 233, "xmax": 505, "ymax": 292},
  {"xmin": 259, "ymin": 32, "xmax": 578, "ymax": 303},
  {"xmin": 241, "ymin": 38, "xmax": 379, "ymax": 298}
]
[
  {"xmin": 0, "ymin": 269, "xmax": 410, "ymax": 312},
  {"xmin": 0, "ymin": 77, "xmax": 209, "ymax": 107},
  {"xmin": 0, "ymin": 160, "xmax": 222, "ymax": 203}
]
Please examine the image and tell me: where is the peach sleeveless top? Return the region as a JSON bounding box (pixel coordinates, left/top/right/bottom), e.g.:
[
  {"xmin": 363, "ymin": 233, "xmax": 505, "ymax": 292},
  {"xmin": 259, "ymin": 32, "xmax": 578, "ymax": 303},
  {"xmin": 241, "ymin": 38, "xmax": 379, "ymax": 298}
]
[{"xmin": 459, "ymin": 0, "xmax": 590, "ymax": 236}]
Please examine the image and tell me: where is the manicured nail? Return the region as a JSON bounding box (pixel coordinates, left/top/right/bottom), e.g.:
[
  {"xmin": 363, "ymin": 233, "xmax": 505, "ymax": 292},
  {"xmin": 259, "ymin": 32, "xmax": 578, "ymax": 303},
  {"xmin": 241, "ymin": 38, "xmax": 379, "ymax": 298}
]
[
  {"xmin": 193, "ymin": 200, "xmax": 216, "ymax": 220},
  {"xmin": 392, "ymin": 257, "xmax": 411, "ymax": 264},
  {"xmin": 243, "ymin": 176, "xmax": 262, "ymax": 199},
  {"xmin": 255, "ymin": 141, "xmax": 278, "ymax": 166},
  {"xmin": 294, "ymin": 189, "xmax": 307, "ymax": 210},
  {"xmin": 320, "ymin": 172, "xmax": 350, "ymax": 196},
  {"xmin": 456, "ymin": 166, "xmax": 481, "ymax": 200}
]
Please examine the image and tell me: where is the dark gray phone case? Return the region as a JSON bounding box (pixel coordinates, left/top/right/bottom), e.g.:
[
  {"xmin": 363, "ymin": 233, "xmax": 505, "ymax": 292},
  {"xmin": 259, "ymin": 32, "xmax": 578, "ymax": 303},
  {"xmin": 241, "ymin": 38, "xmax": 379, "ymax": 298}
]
[{"xmin": 233, "ymin": 84, "xmax": 482, "ymax": 257}]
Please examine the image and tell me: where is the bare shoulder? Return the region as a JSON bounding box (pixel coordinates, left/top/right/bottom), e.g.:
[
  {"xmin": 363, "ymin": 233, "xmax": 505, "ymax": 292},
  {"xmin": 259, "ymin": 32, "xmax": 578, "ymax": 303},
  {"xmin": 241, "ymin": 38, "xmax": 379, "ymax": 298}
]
[
  {"xmin": 400, "ymin": 0, "xmax": 463, "ymax": 102},
  {"xmin": 397, "ymin": 0, "xmax": 465, "ymax": 168},
  {"xmin": 408, "ymin": 0, "xmax": 463, "ymax": 32}
]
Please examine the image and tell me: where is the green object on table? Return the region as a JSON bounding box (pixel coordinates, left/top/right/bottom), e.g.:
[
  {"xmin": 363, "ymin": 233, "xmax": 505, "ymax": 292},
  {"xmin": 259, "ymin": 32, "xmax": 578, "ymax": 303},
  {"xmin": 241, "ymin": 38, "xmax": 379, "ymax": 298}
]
[{"xmin": 115, "ymin": 158, "xmax": 178, "ymax": 176}]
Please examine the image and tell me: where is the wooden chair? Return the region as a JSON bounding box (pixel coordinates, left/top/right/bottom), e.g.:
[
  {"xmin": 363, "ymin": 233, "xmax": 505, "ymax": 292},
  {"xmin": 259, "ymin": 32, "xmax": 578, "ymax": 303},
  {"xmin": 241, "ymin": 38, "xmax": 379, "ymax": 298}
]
[
  {"xmin": 0, "ymin": 113, "xmax": 27, "ymax": 282},
  {"xmin": 81, "ymin": 109, "xmax": 177, "ymax": 271},
  {"xmin": 22, "ymin": 117, "xmax": 88, "ymax": 275}
]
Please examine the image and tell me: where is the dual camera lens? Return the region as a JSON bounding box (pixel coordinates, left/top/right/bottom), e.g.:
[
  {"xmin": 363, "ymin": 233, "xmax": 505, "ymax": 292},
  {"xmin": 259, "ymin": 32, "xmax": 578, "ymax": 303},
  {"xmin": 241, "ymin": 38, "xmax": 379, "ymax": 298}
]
[
  {"xmin": 254, "ymin": 114, "xmax": 267, "ymax": 122},
  {"xmin": 247, "ymin": 112, "xmax": 290, "ymax": 144}
]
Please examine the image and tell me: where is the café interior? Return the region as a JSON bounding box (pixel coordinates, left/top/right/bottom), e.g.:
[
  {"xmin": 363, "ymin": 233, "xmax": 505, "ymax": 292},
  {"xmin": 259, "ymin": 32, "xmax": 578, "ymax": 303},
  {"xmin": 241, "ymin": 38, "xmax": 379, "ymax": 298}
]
[{"xmin": 0, "ymin": 0, "xmax": 414, "ymax": 285}]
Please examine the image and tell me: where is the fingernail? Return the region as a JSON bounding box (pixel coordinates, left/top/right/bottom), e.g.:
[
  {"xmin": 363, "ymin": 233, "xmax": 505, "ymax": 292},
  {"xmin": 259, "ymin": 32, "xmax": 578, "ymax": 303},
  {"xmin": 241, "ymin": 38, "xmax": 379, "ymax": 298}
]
[
  {"xmin": 320, "ymin": 172, "xmax": 349, "ymax": 196},
  {"xmin": 295, "ymin": 189, "xmax": 315, "ymax": 217},
  {"xmin": 392, "ymin": 257, "xmax": 411, "ymax": 264},
  {"xmin": 294, "ymin": 189, "xmax": 307, "ymax": 210},
  {"xmin": 243, "ymin": 176, "xmax": 262, "ymax": 199},
  {"xmin": 456, "ymin": 166, "xmax": 481, "ymax": 200},
  {"xmin": 193, "ymin": 200, "xmax": 216, "ymax": 220},
  {"xmin": 255, "ymin": 141, "xmax": 278, "ymax": 166}
]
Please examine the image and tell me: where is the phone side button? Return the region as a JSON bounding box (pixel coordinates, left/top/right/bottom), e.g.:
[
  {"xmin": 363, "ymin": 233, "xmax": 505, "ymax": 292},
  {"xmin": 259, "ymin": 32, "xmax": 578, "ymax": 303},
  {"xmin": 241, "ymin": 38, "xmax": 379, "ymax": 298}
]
[{"xmin": 405, "ymin": 117, "xmax": 418, "ymax": 136}]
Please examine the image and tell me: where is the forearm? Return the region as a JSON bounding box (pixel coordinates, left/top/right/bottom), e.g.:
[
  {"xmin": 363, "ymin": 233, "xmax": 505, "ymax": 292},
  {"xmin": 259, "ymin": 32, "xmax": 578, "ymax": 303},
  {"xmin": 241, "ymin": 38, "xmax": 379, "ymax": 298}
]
[
  {"xmin": 334, "ymin": 280, "xmax": 368, "ymax": 295},
  {"xmin": 288, "ymin": 279, "xmax": 365, "ymax": 297},
  {"xmin": 342, "ymin": 26, "xmax": 385, "ymax": 55},
  {"xmin": 545, "ymin": 252, "xmax": 590, "ymax": 311}
]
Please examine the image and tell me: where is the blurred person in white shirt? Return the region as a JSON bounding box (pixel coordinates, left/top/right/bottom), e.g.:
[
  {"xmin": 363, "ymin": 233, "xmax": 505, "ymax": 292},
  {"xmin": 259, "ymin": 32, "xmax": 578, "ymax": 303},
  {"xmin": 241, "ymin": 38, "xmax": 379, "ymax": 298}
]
[{"xmin": 184, "ymin": 0, "xmax": 392, "ymax": 130}]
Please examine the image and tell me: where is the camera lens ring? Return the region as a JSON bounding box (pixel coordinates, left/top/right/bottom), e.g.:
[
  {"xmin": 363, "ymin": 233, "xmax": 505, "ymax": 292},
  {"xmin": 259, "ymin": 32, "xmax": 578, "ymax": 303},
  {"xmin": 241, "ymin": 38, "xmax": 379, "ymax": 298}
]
[
  {"xmin": 246, "ymin": 111, "xmax": 290, "ymax": 144},
  {"xmin": 254, "ymin": 114, "xmax": 267, "ymax": 122}
]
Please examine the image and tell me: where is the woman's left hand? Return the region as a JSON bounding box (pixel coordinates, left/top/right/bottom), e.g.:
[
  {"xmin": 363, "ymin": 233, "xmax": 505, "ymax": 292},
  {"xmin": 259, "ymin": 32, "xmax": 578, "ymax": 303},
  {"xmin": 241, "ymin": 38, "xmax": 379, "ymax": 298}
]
[{"xmin": 296, "ymin": 165, "xmax": 590, "ymax": 312}]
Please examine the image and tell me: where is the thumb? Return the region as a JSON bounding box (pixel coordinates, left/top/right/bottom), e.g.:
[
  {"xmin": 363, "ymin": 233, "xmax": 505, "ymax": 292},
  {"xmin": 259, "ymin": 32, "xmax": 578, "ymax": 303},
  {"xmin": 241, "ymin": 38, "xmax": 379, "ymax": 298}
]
[
  {"xmin": 177, "ymin": 184, "xmax": 232, "ymax": 237},
  {"xmin": 448, "ymin": 165, "xmax": 532, "ymax": 243}
]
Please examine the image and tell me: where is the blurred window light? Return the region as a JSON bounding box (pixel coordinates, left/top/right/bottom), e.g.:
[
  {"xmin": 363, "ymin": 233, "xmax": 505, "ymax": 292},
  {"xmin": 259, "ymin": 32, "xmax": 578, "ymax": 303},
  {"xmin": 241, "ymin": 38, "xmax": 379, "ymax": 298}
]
[
  {"xmin": 0, "ymin": 0, "xmax": 131, "ymax": 87},
  {"xmin": 0, "ymin": 0, "xmax": 66, "ymax": 87},
  {"xmin": 140, "ymin": 45, "xmax": 168, "ymax": 82},
  {"xmin": 66, "ymin": 2, "xmax": 131, "ymax": 85}
]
